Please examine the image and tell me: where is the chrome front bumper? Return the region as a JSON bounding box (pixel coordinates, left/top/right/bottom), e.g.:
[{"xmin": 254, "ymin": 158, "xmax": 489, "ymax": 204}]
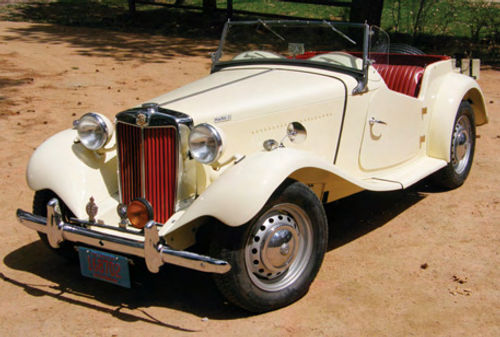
[{"xmin": 16, "ymin": 198, "xmax": 230, "ymax": 274}]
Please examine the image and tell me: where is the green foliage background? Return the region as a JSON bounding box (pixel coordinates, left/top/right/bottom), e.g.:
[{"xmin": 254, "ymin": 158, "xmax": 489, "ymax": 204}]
[{"xmin": 0, "ymin": 0, "xmax": 498, "ymax": 63}]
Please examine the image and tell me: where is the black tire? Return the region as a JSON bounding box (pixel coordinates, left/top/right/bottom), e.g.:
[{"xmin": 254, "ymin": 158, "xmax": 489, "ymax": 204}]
[
  {"xmin": 389, "ymin": 43, "xmax": 425, "ymax": 55},
  {"xmin": 211, "ymin": 181, "xmax": 328, "ymax": 313},
  {"xmin": 33, "ymin": 190, "xmax": 76, "ymax": 259},
  {"xmin": 432, "ymin": 101, "xmax": 476, "ymax": 189}
]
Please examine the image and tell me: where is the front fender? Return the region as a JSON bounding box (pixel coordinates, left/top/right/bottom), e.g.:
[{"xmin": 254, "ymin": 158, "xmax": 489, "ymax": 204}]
[
  {"xmin": 427, "ymin": 73, "xmax": 488, "ymax": 162},
  {"xmin": 27, "ymin": 129, "xmax": 118, "ymax": 219},
  {"xmin": 167, "ymin": 148, "xmax": 381, "ymax": 232}
]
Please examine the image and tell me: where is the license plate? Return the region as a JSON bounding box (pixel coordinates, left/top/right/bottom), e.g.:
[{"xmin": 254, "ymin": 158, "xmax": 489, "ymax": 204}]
[{"xmin": 77, "ymin": 247, "xmax": 131, "ymax": 288}]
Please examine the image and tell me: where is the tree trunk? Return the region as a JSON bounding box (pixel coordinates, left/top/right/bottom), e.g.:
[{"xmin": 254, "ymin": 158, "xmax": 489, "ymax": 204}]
[
  {"xmin": 128, "ymin": 0, "xmax": 136, "ymax": 15},
  {"xmin": 412, "ymin": 0, "xmax": 426, "ymax": 38},
  {"xmin": 227, "ymin": 0, "xmax": 233, "ymax": 19},
  {"xmin": 350, "ymin": 0, "xmax": 384, "ymax": 26},
  {"xmin": 203, "ymin": 0, "xmax": 217, "ymax": 13}
]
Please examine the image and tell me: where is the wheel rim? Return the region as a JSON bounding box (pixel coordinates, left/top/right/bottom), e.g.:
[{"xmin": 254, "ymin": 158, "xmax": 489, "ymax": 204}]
[
  {"xmin": 451, "ymin": 115, "xmax": 472, "ymax": 175},
  {"xmin": 245, "ymin": 203, "xmax": 313, "ymax": 292}
]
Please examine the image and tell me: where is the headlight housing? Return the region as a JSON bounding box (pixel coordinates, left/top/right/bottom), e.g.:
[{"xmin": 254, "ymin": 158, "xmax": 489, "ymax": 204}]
[
  {"xmin": 75, "ymin": 113, "xmax": 112, "ymax": 151},
  {"xmin": 188, "ymin": 123, "xmax": 223, "ymax": 164}
]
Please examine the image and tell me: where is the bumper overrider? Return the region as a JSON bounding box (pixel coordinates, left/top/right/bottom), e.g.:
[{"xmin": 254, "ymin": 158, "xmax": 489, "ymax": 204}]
[{"xmin": 16, "ymin": 198, "xmax": 231, "ymax": 274}]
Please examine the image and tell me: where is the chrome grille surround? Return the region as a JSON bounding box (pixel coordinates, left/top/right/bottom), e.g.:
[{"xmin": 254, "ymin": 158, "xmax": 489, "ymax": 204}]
[{"xmin": 115, "ymin": 105, "xmax": 193, "ymax": 224}]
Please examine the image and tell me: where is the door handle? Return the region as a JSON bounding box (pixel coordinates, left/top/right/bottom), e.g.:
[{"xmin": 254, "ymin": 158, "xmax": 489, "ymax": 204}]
[{"xmin": 369, "ymin": 117, "xmax": 387, "ymax": 126}]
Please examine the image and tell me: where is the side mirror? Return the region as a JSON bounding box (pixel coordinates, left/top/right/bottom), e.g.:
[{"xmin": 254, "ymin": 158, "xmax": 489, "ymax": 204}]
[
  {"xmin": 263, "ymin": 122, "xmax": 307, "ymax": 152},
  {"xmin": 287, "ymin": 122, "xmax": 307, "ymax": 144}
]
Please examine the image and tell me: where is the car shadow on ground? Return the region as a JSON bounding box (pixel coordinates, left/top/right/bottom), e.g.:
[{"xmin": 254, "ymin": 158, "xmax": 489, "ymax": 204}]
[
  {"xmin": 2, "ymin": 184, "xmax": 427, "ymax": 324},
  {"xmin": 2, "ymin": 240, "xmax": 249, "ymax": 324},
  {"xmin": 325, "ymin": 185, "xmax": 426, "ymax": 251}
]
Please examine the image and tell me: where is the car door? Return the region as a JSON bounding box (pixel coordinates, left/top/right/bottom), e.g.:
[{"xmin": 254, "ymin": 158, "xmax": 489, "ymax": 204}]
[{"xmin": 358, "ymin": 88, "xmax": 424, "ymax": 171}]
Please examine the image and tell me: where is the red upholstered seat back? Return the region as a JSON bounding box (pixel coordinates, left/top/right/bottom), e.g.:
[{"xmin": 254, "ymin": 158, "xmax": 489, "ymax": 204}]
[{"xmin": 373, "ymin": 64, "xmax": 425, "ymax": 97}]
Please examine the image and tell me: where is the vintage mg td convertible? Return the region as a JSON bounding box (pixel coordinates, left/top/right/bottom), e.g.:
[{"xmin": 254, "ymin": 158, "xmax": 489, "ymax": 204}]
[{"xmin": 16, "ymin": 20, "xmax": 487, "ymax": 312}]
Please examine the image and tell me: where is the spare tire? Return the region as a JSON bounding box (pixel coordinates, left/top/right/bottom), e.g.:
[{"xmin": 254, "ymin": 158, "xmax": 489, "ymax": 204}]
[{"xmin": 389, "ymin": 43, "xmax": 425, "ymax": 55}]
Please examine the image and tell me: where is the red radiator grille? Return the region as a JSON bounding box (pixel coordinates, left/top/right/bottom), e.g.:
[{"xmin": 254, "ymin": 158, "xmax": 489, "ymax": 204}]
[
  {"xmin": 144, "ymin": 127, "xmax": 177, "ymax": 223},
  {"xmin": 117, "ymin": 123, "xmax": 178, "ymax": 224},
  {"xmin": 117, "ymin": 123, "xmax": 142, "ymax": 206}
]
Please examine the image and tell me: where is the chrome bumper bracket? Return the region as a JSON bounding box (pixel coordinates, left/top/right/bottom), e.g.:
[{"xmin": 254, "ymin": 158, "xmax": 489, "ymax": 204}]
[{"xmin": 16, "ymin": 198, "xmax": 231, "ymax": 274}]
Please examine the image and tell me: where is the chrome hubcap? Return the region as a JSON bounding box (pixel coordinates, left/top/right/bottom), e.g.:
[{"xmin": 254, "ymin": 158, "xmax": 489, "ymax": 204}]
[
  {"xmin": 248, "ymin": 214, "xmax": 299, "ymax": 279},
  {"xmin": 451, "ymin": 115, "xmax": 472, "ymax": 175},
  {"xmin": 245, "ymin": 204, "xmax": 312, "ymax": 292}
]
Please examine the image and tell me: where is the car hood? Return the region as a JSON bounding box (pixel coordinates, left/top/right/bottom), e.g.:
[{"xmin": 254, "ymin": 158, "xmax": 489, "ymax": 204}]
[{"xmin": 148, "ymin": 66, "xmax": 356, "ymax": 124}]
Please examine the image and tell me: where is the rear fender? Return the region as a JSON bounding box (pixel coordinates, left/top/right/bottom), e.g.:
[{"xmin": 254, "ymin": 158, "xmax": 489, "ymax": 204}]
[
  {"xmin": 27, "ymin": 129, "xmax": 118, "ymax": 219},
  {"xmin": 427, "ymin": 73, "xmax": 488, "ymax": 162}
]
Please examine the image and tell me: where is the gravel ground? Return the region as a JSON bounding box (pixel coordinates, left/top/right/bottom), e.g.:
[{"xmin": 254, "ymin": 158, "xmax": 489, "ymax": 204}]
[{"xmin": 0, "ymin": 20, "xmax": 499, "ymax": 337}]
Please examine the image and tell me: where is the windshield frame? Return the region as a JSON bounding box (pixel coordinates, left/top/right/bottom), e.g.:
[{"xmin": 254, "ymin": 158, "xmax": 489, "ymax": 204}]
[{"xmin": 211, "ymin": 20, "xmax": 370, "ymax": 87}]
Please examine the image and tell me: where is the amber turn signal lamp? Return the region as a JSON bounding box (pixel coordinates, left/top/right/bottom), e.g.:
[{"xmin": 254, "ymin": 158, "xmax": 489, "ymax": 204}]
[{"xmin": 127, "ymin": 198, "xmax": 153, "ymax": 229}]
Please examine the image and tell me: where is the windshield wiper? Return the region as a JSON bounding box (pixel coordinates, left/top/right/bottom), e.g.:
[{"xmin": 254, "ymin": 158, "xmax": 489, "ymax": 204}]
[
  {"xmin": 323, "ymin": 20, "xmax": 356, "ymax": 45},
  {"xmin": 258, "ymin": 19, "xmax": 286, "ymax": 41}
]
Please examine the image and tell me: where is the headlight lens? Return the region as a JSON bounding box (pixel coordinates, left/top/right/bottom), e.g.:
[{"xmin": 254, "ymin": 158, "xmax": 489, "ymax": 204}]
[
  {"xmin": 188, "ymin": 123, "xmax": 223, "ymax": 164},
  {"xmin": 76, "ymin": 113, "xmax": 112, "ymax": 150}
]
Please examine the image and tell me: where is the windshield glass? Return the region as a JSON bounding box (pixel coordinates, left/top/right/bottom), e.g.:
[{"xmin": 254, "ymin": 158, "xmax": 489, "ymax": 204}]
[
  {"xmin": 213, "ymin": 20, "xmax": 370, "ymax": 73},
  {"xmin": 369, "ymin": 26, "xmax": 390, "ymax": 66}
]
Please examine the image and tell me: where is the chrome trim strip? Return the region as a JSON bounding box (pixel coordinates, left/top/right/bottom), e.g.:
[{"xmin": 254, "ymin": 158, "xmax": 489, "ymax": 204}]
[
  {"xmin": 16, "ymin": 200, "xmax": 231, "ymax": 274},
  {"xmin": 174, "ymin": 127, "xmax": 181, "ymax": 212},
  {"xmin": 175, "ymin": 124, "xmax": 189, "ymax": 212},
  {"xmin": 69, "ymin": 217, "xmax": 144, "ymax": 234},
  {"xmin": 160, "ymin": 69, "xmax": 272, "ymax": 106},
  {"xmin": 116, "ymin": 106, "xmax": 192, "ymax": 126},
  {"xmin": 115, "ymin": 119, "xmax": 124, "ymax": 204},
  {"xmin": 140, "ymin": 127, "xmax": 146, "ymax": 198}
]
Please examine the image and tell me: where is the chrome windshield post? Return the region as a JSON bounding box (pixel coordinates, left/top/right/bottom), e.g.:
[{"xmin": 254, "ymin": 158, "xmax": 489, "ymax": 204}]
[
  {"xmin": 352, "ymin": 23, "xmax": 370, "ymax": 95},
  {"xmin": 211, "ymin": 19, "xmax": 230, "ymax": 73}
]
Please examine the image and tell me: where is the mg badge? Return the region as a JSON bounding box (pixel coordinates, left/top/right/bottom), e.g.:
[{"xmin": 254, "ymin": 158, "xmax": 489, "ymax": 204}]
[
  {"xmin": 136, "ymin": 113, "xmax": 148, "ymax": 126},
  {"xmin": 86, "ymin": 196, "xmax": 98, "ymax": 223}
]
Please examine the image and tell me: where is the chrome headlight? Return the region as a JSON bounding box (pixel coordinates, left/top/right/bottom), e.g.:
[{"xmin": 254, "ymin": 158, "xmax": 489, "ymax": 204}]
[
  {"xmin": 188, "ymin": 123, "xmax": 223, "ymax": 164},
  {"xmin": 74, "ymin": 113, "xmax": 112, "ymax": 151}
]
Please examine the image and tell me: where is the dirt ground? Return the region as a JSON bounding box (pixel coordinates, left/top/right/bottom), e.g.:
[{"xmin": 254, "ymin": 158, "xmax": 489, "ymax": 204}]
[{"xmin": 0, "ymin": 20, "xmax": 499, "ymax": 336}]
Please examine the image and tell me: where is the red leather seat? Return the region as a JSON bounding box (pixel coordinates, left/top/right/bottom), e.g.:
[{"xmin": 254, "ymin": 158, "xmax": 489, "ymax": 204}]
[{"xmin": 373, "ymin": 64, "xmax": 425, "ymax": 97}]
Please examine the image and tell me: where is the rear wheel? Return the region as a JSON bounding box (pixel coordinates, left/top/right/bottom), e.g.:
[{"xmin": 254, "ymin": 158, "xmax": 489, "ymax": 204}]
[
  {"xmin": 211, "ymin": 181, "xmax": 328, "ymax": 312},
  {"xmin": 432, "ymin": 101, "xmax": 476, "ymax": 189},
  {"xmin": 33, "ymin": 190, "xmax": 76, "ymax": 259}
]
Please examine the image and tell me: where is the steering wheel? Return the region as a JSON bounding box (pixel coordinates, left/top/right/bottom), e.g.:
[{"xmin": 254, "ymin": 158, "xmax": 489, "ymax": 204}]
[
  {"xmin": 233, "ymin": 51, "xmax": 285, "ymax": 60},
  {"xmin": 309, "ymin": 52, "xmax": 362, "ymax": 69}
]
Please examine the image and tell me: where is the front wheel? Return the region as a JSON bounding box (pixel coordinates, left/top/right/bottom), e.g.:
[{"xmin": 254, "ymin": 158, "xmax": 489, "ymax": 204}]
[
  {"xmin": 432, "ymin": 101, "xmax": 476, "ymax": 189},
  {"xmin": 211, "ymin": 181, "xmax": 328, "ymax": 312}
]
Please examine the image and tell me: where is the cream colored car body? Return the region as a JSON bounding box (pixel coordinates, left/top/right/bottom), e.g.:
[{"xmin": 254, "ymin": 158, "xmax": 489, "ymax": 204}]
[{"xmin": 26, "ymin": 58, "xmax": 487, "ymax": 249}]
